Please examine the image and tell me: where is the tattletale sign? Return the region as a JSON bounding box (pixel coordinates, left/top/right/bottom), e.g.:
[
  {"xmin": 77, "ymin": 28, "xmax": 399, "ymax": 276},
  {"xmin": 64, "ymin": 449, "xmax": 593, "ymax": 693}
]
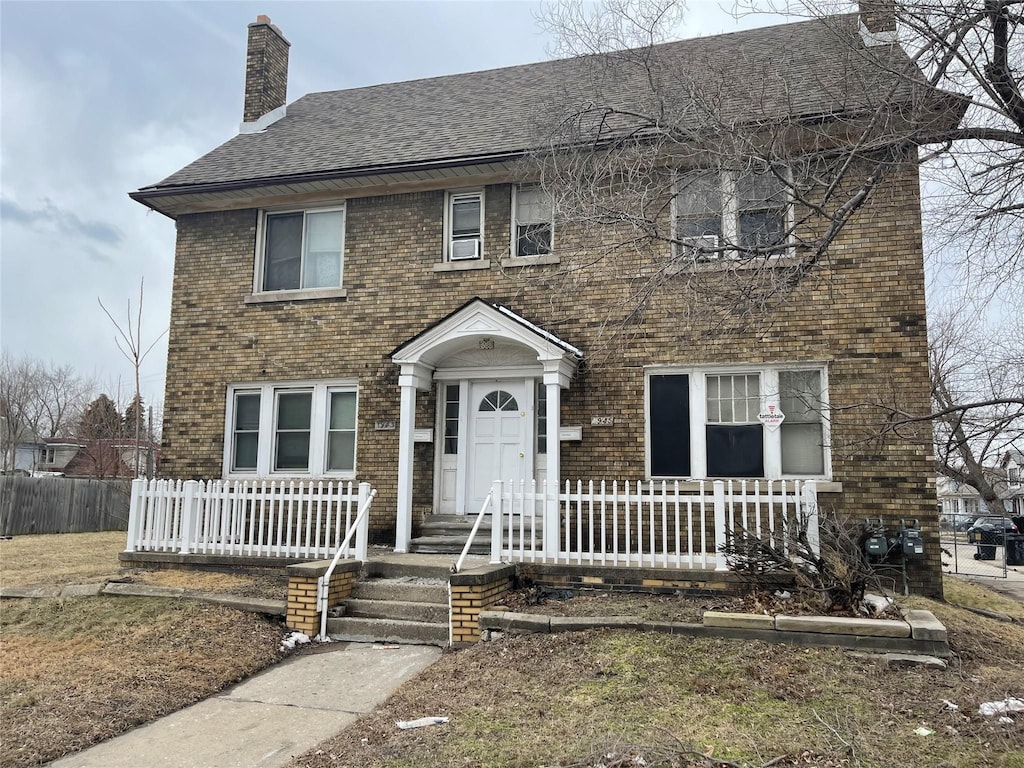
[{"xmin": 758, "ymin": 403, "xmax": 785, "ymax": 429}]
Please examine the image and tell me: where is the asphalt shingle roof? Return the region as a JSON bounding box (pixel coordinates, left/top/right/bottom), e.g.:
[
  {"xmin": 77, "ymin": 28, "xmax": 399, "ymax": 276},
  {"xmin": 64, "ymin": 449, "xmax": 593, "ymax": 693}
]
[{"xmin": 138, "ymin": 15, "xmax": 928, "ymax": 195}]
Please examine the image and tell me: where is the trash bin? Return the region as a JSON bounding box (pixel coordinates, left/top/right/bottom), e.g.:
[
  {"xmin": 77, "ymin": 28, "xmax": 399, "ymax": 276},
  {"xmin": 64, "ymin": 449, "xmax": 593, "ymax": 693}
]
[
  {"xmin": 974, "ymin": 544, "xmax": 997, "ymax": 561},
  {"xmin": 1007, "ymin": 535, "xmax": 1024, "ymax": 567}
]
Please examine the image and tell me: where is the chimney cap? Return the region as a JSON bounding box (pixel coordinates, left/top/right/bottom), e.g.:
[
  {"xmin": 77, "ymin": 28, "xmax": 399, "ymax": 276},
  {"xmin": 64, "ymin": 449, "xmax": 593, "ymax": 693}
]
[{"xmin": 255, "ymin": 14, "xmax": 271, "ymax": 24}]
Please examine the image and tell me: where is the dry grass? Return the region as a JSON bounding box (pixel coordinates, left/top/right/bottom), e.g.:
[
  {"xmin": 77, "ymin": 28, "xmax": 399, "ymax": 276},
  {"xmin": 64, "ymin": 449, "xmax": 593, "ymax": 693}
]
[
  {"xmin": 942, "ymin": 576, "xmax": 1024, "ymax": 621},
  {"xmin": 290, "ymin": 581, "xmax": 1024, "ymax": 768},
  {"xmin": 0, "ymin": 532, "xmax": 126, "ymax": 588},
  {"xmin": 0, "ymin": 532, "xmax": 287, "ymax": 600},
  {"xmin": 0, "ymin": 597, "xmax": 284, "ymax": 767}
]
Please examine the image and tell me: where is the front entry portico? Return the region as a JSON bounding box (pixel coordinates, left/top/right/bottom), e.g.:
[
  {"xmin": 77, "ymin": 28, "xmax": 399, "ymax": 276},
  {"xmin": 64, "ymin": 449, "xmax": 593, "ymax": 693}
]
[{"xmin": 391, "ymin": 299, "xmax": 581, "ymax": 552}]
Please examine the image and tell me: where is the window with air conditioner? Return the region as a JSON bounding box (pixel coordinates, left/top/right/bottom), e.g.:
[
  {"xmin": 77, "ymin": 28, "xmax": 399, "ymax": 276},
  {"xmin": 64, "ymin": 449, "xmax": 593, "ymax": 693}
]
[
  {"xmin": 447, "ymin": 191, "xmax": 483, "ymax": 261},
  {"xmin": 673, "ymin": 167, "xmax": 790, "ymax": 260}
]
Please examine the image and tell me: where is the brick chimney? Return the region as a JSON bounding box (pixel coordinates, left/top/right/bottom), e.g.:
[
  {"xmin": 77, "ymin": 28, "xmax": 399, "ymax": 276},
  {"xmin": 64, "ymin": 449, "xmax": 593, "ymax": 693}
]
[
  {"xmin": 860, "ymin": 0, "xmax": 896, "ymax": 34},
  {"xmin": 243, "ymin": 15, "xmax": 290, "ymax": 125}
]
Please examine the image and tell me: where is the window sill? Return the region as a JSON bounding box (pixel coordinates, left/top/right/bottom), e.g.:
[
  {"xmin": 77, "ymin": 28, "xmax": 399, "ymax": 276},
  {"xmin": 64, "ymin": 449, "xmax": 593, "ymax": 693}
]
[
  {"xmin": 501, "ymin": 254, "xmax": 560, "ymax": 268},
  {"xmin": 646, "ymin": 479, "xmax": 842, "ymax": 493},
  {"xmin": 223, "ymin": 472, "xmax": 357, "ymax": 482},
  {"xmin": 244, "ymin": 287, "xmax": 348, "ymax": 304},
  {"xmin": 667, "ymin": 253, "xmax": 801, "ymax": 275},
  {"xmin": 432, "ymin": 259, "xmax": 492, "ymax": 273}
]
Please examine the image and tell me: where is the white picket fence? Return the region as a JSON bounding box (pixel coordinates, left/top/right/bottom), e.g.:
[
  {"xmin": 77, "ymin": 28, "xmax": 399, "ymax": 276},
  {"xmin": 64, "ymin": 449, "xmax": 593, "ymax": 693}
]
[
  {"xmin": 125, "ymin": 478, "xmax": 372, "ymax": 560},
  {"xmin": 491, "ymin": 479, "xmax": 818, "ymax": 571}
]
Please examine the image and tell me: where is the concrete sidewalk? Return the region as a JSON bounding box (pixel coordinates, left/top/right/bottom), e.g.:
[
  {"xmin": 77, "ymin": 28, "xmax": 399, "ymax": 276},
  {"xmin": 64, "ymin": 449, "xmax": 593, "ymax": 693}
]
[{"xmin": 49, "ymin": 642, "xmax": 441, "ymax": 768}]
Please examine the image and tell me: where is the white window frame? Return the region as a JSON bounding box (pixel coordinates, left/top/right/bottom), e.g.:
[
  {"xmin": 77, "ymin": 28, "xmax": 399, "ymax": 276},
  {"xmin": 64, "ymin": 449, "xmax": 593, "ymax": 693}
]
[
  {"xmin": 644, "ymin": 363, "xmax": 831, "ymax": 481},
  {"xmin": 444, "ymin": 189, "xmax": 484, "ymax": 262},
  {"xmin": 222, "ymin": 379, "xmax": 358, "ymax": 479},
  {"xmin": 253, "ymin": 205, "xmax": 347, "ymax": 296},
  {"xmin": 510, "ymin": 183, "xmax": 555, "ymax": 258},
  {"xmin": 671, "ymin": 167, "xmax": 793, "ymax": 261}
]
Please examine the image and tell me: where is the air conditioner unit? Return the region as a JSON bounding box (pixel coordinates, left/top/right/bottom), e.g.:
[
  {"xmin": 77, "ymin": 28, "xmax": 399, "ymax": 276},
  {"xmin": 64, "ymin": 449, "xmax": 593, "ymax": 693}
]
[
  {"xmin": 450, "ymin": 238, "xmax": 481, "ymax": 260},
  {"xmin": 681, "ymin": 234, "xmax": 720, "ymax": 258}
]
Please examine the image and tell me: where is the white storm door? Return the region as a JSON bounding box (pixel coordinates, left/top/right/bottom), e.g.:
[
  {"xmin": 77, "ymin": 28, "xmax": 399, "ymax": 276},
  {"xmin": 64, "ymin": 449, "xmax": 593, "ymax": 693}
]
[{"xmin": 467, "ymin": 381, "xmax": 527, "ymax": 514}]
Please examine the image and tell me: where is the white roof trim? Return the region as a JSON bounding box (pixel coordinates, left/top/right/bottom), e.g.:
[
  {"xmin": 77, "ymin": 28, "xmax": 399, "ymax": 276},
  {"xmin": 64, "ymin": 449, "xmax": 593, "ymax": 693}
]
[{"xmin": 493, "ymin": 303, "xmax": 583, "ymax": 358}]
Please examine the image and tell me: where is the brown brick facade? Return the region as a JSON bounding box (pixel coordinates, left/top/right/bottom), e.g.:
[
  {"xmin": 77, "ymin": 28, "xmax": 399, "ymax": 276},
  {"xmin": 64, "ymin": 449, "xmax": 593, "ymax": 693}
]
[{"xmin": 160, "ymin": 161, "xmax": 941, "ymax": 595}]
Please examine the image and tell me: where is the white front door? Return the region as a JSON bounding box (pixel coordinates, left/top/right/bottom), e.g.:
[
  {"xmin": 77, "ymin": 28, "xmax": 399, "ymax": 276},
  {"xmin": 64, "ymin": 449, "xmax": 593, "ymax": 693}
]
[{"xmin": 466, "ymin": 381, "xmax": 528, "ymax": 514}]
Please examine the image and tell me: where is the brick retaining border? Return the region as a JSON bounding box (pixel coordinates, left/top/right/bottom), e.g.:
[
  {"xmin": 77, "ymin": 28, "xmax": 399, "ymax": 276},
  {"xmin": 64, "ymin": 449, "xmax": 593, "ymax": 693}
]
[
  {"xmin": 284, "ymin": 559, "xmax": 361, "ymax": 636},
  {"xmin": 478, "ymin": 608, "xmax": 949, "ymax": 657},
  {"xmin": 449, "ymin": 563, "xmax": 517, "ymax": 647}
]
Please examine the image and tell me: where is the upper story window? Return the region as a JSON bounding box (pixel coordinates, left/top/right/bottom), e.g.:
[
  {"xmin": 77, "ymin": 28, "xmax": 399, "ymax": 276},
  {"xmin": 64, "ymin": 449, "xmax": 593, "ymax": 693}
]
[
  {"xmin": 446, "ymin": 191, "xmax": 483, "ymax": 261},
  {"xmin": 512, "ymin": 184, "xmax": 554, "ymax": 257},
  {"xmin": 260, "ymin": 207, "xmax": 345, "ymax": 292},
  {"xmin": 647, "ymin": 364, "xmax": 829, "ymax": 480},
  {"xmin": 224, "ymin": 380, "xmax": 357, "ymax": 478},
  {"xmin": 673, "ymin": 167, "xmax": 789, "ymax": 260}
]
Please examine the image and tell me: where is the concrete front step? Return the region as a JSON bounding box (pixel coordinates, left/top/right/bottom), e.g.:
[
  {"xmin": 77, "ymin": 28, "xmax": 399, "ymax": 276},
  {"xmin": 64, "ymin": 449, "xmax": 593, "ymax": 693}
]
[
  {"xmin": 351, "ymin": 579, "xmax": 448, "ymax": 605},
  {"xmin": 326, "ymin": 616, "xmax": 448, "ymax": 646},
  {"xmin": 362, "ymin": 555, "xmax": 455, "ymax": 580},
  {"xmin": 409, "ymin": 535, "xmax": 491, "ymax": 555},
  {"xmin": 343, "ymin": 597, "xmax": 448, "ymax": 624}
]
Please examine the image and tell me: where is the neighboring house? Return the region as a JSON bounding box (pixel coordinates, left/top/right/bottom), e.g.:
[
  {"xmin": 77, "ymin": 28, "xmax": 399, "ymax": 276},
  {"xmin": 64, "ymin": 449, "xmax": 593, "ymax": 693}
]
[
  {"xmin": 1000, "ymin": 451, "xmax": 1024, "ymax": 516},
  {"xmin": 936, "ymin": 477, "xmax": 985, "ymax": 522},
  {"xmin": 31, "ymin": 438, "xmax": 158, "ymax": 480},
  {"xmin": 131, "ymin": 7, "xmax": 959, "ymax": 594}
]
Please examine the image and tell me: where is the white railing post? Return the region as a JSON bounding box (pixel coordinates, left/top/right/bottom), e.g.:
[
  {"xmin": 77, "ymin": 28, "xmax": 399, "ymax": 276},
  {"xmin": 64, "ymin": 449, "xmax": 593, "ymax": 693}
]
[
  {"xmin": 179, "ymin": 479, "xmax": 200, "ymax": 555},
  {"xmin": 355, "ymin": 482, "xmax": 371, "ymax": 562},
  {"xmin": 490, "ymin": 480, "xmax": 504, "ymax": 564},
  {"xmin": 125, "ymin": 477, "xmax": 147, "ymax": 552},
  {"xmin": 713, "ymin": 480, "xmax": 728, "ymax": 571},
  {"xmin": 802, "ymin": 481, "xmax": 819, "ymax": 557}
]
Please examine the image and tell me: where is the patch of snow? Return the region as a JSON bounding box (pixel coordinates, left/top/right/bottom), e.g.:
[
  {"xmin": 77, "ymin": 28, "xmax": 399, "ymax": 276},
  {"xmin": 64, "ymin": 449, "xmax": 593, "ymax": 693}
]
[
  {"xmin": 979, "ymin": 698, "xmax": 1024, "ymax": 717},
  {"xmin": 279, "ymin": 631, "xmax": 310, "ymax": 652}
]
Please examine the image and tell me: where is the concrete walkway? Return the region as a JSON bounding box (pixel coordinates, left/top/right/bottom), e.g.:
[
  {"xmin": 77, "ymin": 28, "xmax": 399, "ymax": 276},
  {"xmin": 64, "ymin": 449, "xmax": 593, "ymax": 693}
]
[{"xmin": 49, "ymin": 642, "xmax": 441, "ymax": 768}]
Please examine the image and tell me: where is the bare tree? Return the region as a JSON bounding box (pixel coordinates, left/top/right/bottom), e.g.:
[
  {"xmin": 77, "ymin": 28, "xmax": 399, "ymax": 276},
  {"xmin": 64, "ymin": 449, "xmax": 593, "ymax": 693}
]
[
  {"xmin": 520, "ymin": 1, "xmax": 970, "ymax": 363},
  {"xmin": 99, "ymin": 278, "xmax": 167, "ymax": 477},
  {"xmin": 0, "ymin": 352, "xmax": 95, "ymax": 472},
  {"xmin": 928, "ymin": 301, "xmax": 1024, "ymax": 512},
  {"xmin": 0, "ymin": 352, "xmax": 43, "ymax": 472}
]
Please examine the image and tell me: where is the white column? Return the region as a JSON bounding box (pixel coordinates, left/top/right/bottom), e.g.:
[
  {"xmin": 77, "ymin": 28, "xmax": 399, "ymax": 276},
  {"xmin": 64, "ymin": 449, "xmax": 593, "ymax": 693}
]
[
  {"xmin": 544, "ymin": 376, "xmax": 561, "ymax": 557},
  {"xmin": 395, "ymin": 376, "xmax": 418, "ymax": 553}
]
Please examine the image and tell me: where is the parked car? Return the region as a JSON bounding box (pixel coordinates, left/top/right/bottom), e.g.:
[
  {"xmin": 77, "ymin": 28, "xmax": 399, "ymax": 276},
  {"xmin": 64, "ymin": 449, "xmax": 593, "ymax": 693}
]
[{"xmin": 967, "ymin": 516, "xmax": 1020, "ymax": 544}]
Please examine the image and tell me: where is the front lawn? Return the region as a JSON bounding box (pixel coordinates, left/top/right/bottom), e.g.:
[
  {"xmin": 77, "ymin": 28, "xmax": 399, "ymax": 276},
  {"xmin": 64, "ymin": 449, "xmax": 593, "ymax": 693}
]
[{"xmin": 289, "ymin": 586, "xmax": 1024, "ymax": 768}]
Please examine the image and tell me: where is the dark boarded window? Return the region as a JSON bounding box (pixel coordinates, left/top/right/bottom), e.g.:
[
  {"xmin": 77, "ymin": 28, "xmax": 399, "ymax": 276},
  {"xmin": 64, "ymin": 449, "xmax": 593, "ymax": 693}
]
[{"xmin": 650, "ymin": 374, "xmax": 690, "ymax": 477}]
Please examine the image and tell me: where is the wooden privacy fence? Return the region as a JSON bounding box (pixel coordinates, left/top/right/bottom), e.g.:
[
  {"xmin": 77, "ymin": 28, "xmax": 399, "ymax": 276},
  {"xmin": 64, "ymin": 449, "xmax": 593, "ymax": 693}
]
[
  {"xmin": 492, "ymin": 479, "xmax": 819, "ymax": 571},
  {"xmin": 0, "ymin": 476, "xmax": 130, "ymax": 536},
  {"xmin": 125, "ymin": 478, "xmax": 372, "ymax": 560}
]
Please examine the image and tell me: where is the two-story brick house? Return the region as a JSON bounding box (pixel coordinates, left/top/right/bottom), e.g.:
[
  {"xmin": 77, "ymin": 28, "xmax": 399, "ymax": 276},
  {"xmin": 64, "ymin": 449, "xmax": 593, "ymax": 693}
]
[{"xmin": 131, "ymin": 9, "xmax": 959, "ymax": 594}]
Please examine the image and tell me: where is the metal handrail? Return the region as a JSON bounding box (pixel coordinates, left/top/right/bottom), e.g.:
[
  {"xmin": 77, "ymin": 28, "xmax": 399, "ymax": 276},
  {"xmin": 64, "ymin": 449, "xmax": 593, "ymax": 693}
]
[
  {"xmin": 317, "ymin": 486, "xmax": 377, "ymax": 641},
  {"xmin": 452, "ymin": 489, "xmax": 494, "ymax": 574}
]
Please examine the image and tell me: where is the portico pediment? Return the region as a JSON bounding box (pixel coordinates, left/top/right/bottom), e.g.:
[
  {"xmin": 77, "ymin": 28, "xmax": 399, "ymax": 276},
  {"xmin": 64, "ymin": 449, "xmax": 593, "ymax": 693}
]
[{"xmin": 391, "ymin": 298, "xmax": 582, "ymax": 389}]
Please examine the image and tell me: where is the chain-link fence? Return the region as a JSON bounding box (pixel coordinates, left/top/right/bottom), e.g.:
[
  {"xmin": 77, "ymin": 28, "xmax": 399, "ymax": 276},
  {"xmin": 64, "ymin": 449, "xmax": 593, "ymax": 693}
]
[{"xmin": 940, "ymin": 512, "xmax": 1024, "ymax": 578}]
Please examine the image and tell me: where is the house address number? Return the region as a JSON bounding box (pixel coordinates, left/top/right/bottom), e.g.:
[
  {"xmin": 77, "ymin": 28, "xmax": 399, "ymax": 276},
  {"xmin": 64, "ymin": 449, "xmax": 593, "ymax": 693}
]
[
  {"xmin": 374, "ymin": 420, "xmax": 397, "ymax": 431},
  {"xmin": 591, "ymin": 416, "xmax": 615, "ymax": 427}
]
